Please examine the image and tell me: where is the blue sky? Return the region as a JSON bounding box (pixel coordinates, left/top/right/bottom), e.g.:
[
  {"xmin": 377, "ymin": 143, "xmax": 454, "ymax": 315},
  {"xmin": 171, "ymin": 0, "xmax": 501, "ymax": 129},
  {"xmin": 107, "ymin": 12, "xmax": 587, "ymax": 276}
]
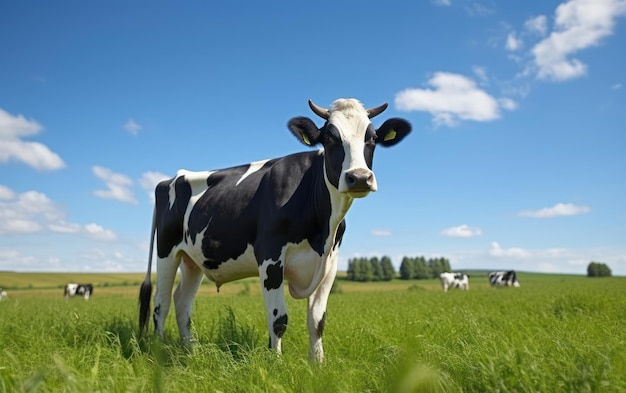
[{"xmin": 1, "ymin": 0, "xmax": 624, "ymax": 276}]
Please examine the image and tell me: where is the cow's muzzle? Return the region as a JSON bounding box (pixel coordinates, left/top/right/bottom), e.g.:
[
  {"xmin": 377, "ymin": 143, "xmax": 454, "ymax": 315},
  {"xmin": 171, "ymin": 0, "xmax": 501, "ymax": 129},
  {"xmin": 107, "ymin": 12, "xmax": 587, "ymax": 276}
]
[{"xmin": 344, "ymin": 169, "xmax": 376, "ymax": 198}]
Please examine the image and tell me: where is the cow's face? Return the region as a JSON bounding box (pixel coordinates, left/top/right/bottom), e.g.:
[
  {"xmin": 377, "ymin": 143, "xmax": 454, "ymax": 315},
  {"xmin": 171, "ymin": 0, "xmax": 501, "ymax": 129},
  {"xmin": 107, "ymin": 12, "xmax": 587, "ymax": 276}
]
[{"xmin": 288, "ymin": 99, "xmax": 411, "ymax": 198}]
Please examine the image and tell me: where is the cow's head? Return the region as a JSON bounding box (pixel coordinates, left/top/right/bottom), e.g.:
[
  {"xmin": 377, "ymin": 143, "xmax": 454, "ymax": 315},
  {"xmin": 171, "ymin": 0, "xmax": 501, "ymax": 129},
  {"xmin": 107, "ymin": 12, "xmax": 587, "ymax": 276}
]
[{"xmin": 288, "ymin": 98, "xmax": 411, "ymax": 198}]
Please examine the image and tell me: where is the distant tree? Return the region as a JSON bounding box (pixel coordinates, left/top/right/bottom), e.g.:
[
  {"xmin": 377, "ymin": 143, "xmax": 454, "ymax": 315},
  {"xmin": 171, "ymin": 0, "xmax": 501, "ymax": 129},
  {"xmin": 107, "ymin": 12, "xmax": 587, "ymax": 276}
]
[
  {"xmin": 399, "ymin": 257, "xmax": 415, "ymax": 280},
  {"xmin": 414, "ymin": 257, "xmax": 431, "ymax": 279},
  {"xmin": 428, "ymin": 257, "xmax": 450, "ymax": 278},
  {"xmin": 587, "ymin": 262, "xmax": 612, "ymax": 277},
  {"xmin": 380, "ymin": 256, "xmax": 395, "ymax": 281},
  {"xmin": 356, "ymin": 258, "xmax": 373, "ymax": 282},
  {"xmin": 346, "ymin": 259, "xmax": 356, "ymax": 281},
  {"xmin": 370, "ymin": 257, "xmax": 383, "ymax": 281}
]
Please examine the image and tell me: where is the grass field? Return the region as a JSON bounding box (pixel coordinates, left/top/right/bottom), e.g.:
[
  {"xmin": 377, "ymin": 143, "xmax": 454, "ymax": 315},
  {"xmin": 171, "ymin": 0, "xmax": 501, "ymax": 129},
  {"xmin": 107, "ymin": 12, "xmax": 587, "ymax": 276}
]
[{"xmin": 0, "ymin": 272, "xmax": 624, "ymax": 392}]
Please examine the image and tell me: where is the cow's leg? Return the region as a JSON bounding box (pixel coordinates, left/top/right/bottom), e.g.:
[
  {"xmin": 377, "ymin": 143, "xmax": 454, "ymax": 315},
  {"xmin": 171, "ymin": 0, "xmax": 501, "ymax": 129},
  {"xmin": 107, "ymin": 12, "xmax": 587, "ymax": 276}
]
[
  {"xmin": 173, "ymin": 254, "xmax": 203, "ymax": 343},
  {"xmin": 307, "ymin": 257, "xmax": 338, "ymax": 363},
  {"xmin": 259, "ymin": 258, "xmax": 288, "ymax": 354},
  {"xmin": 153, "ymin": 256, "xmax": 180, "ymax": 338}
]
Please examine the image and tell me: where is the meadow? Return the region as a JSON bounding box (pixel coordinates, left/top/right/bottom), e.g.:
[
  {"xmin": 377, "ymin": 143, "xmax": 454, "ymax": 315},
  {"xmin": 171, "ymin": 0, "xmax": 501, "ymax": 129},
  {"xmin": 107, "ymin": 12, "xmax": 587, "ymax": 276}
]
[{"xmin": 0, "ymin": 272, "xmax": 624, "ymax": 392}]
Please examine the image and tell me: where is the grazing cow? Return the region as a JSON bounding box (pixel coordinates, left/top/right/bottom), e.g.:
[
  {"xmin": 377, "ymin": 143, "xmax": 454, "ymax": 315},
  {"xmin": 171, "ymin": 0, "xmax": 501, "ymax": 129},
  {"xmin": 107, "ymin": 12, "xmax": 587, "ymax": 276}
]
[
  {"xmin": 0, "ymin": 288, "xmax": 6, "ymax": 301},
  {"xmin": 138, "ymin": 98, "xmax": 411, "ymax": 362},
  {"xmin": 439, "ymin": 272, "xmax": 470, "ymax": 292},
  {"xmin": 64, "ymin": 283, "xmax": 94, "ymax": 300},
  {"xmin": 488, "ymin": 271, "xmax": 520, "ymax": 287}
]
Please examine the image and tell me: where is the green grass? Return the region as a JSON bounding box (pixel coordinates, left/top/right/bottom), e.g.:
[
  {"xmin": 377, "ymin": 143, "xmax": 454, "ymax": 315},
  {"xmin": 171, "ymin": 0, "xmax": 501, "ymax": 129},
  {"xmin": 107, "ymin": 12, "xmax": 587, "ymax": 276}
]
[{"xmin": 0, "ymin": 273, "xmax": 625, "ymax": 392}]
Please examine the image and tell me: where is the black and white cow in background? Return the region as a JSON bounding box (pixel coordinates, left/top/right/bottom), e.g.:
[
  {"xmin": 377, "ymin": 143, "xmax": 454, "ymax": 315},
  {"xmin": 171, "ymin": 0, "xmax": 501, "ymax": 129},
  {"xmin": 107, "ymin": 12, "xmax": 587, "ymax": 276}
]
[
  {"xmin": 439, "ymin": 272, "xmax": 470, "ymax": 292},
  {"xmin": 488, "ymin": 271, "xmax": 520, "ymax": 287},
  {"xmin": 64, "ymin": 283, "xmax": 93, "ymax": 300},
  {"xmin": 138, "ymin": 98, "xmax": 411, "ymax": 362}
]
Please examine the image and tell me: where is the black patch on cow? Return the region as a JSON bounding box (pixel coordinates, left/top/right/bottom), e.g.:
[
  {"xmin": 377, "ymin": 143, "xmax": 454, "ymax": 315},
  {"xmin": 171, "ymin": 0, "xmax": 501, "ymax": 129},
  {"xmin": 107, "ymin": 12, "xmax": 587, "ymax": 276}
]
[
  {"xmin": 273, "ymin": 314, "xmax": 288, "ymax": 338},
  {"xmin": 363, "ymin": 124, "xmax": 377, "ymax": 169},
  {"xmin": 317, "ymin": 312, "xmax": 326, "ymax": 337},
  {"xmin": 264, "ymin": 262, "xmax": 283, "ymax": 291},
  {"xmin": 322, "ymin": 124, "xmax": 345, "ymax": 190},
  {"xmin": 155, "ymin": 177, "xmax": 192, "ymax": 258},
  {"xmin": 273, "ymin": 308, "xmax": 278, "ymax": 316},
  {"xmin": 334, "ymin": 220, "xmax": 346, "ymax": 250}
]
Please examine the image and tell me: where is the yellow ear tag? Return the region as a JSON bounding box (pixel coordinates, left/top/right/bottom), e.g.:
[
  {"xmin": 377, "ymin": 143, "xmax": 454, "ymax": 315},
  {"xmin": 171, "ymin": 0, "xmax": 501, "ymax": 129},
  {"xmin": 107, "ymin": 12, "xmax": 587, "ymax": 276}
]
[
  {"xmin": 301, "ymin": 132, "xmax": 311, "ymax": 145},
  {"xmin": 384, "ymin": 130, "xmax": 397, "ymax": 142}
]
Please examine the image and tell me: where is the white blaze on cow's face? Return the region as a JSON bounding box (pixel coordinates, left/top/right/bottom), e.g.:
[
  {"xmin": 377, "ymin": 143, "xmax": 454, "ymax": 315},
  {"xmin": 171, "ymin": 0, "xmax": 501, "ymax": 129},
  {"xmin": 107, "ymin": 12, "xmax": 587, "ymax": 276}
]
[{"xmin": 324, "ymin": 99, "xmax": 378, "ymax": 198}]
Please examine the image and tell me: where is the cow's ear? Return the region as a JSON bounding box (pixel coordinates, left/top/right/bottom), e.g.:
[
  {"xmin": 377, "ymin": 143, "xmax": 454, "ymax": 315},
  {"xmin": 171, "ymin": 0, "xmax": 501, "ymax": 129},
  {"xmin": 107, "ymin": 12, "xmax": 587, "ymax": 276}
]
[
  {"xmin": 376, "ymin": 118, "xmax": 411, "ymax": 147},
  {"xmin": 288, "ymin": 117, "xmax": 322, "ymax": 147}
]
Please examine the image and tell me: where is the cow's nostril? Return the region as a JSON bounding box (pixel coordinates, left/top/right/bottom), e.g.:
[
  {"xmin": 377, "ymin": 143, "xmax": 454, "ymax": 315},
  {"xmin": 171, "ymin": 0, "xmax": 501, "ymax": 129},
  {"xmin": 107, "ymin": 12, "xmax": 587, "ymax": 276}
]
[{"xmin": 345, "ymin": 170, "xmax": 373, "ymax": 190}]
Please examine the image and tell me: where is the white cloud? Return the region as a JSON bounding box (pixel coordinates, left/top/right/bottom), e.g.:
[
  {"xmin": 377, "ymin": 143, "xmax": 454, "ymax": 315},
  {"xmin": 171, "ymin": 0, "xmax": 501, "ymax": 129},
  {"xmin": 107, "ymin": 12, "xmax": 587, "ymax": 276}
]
[
  {"xmin": 489, "ymin": 241, "xmax": 533, "ymax": 259},
  {"xmin": 525, "ymin": 15, "xmax": 548, "ymax": 36},
  {"xmin": 92, "ymin": 166, "xmax": 138, "ymax": 204},
  {"xmin": 465, "ymin": 3, "xmax": 495, "ymax": 16},
  {"xmin": 139, "ymin": 171, "xmax": 170, "ymax": 202},
  {"xmin": 612, "ymin": 83, "xmax": 622, "ymax": 90},
  {"xmin": 0, "ymin": 185, "xmax": 16, "ymax": 200},
  {"xmin": 84, "ymin": 223, "xmax": 117, "ymax": 240},
  {"xmin": 506, "ymin": 32, "xmax": 523, "ymax": 50},
  {"xmin": 498, "ymin": 97, "xmax": 518, "ymax": 110},
  {"xmin": 472, "ymin": 66, "xmax": 489, "ymax": 84},
  {"xmin": 441, "ymin": 224, "xmax": 483, "ymax": 238},
  {"xmin": 371, "ymin": 229, "xmax": 393, "ymax": 237},
  {"xmin": 518, "ymin": 203, "xmax": 591, "ymax": 218},
  {"xmin": 124, "ymin": 118, "xmax": 142, "ymax": 136},
  {"xmin": 0, "ymin": 185, "xmax": 117, "ymax": 239},
  {"xmin": 395, "ymin": 72, "xmax": 516, "ymax": 127},
  {"xmin": 432, "ymin": 0, "xmax": 451, "ymax": 5},
  {"xmin": 530, "ymin": 0, "xmax": 626, "ymax": 81},
  {"xmin": 0, "ymin": 108, "xmax": 65, "ymax": 171}
]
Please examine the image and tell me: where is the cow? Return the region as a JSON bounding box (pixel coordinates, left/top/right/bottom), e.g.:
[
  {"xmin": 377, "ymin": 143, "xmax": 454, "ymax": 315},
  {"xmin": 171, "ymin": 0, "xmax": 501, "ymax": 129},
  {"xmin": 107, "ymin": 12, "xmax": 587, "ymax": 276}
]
[
  {"xmin": 488, "ymin": 271, "xmax": 520, "ymax": 287},
  {"xmin": 0, "ymin": 288, "xmax": 6, "ymax": 301},
  {"xmin": 138, "ymin": 98, "xmax": 411, "ymax": 362},
  {"xmin": 439, "ymin": 272, "xmax": 469, "ymax": 292},
  {"xmin": 64, "ymin": 283, "xmax": 94, "ymax": 300}
]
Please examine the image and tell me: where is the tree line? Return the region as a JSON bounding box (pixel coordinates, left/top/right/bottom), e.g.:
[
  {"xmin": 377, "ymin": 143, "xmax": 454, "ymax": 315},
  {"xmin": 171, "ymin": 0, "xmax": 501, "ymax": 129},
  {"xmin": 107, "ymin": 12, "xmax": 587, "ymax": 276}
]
[{"xmin": 345, "ymin": 256, "xmax": 452, "ymax": 282}]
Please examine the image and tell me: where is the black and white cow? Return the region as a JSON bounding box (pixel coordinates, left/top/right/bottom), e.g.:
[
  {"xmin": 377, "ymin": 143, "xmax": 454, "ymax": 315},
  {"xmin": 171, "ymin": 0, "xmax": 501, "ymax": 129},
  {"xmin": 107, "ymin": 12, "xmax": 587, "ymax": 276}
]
[
  {"xmin": 138, "ymin": 98, "xmax": 411, "ymax": 362},
  {"xmin": 439, "ymin": 272, "xmax": 470, "ymax": 292},
  {"xmin": 64, "ymin": 283, "xmax": 94, "ymax": 300},
  {"xmin": 488, "ymin": 271, "xmax": 520, "ymax": 287}
]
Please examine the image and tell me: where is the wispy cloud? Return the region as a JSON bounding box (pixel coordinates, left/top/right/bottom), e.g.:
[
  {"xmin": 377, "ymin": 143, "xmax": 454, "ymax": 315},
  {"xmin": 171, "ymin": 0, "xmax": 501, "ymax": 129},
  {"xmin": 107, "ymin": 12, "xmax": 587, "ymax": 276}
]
[
  {"xmin": 371, "ymin": 229, "xmax": 393, "ymax": 237},
  {"xmin": 518, "ymin": 203, "xmax": 591, "ymax": 218},
  {"xmin": 139, "ymin": 171, "xmax": 170, "ymax": 202},
  {"xmin": 0, "ymin": 108, "xmax": 65, "ymax": 171},
  {"xmin": 506, "ymin": 32, "xmax": 523, "ymax": 51},
  {"xmin": 525, "ymin": 15, "xmax": 548, "ymax": 36},
  {"xmin": 0, "ymin": 185, "xmax": 117, "ymax": 239},
  {"xmin": 529, "ymin": 0, "xmax": 626, "ymax": 81},
  {"xmin": 395, "ymin": 72, "xmax": 516, "ymax": 127},
  {"xmin": 92, "ymin": 166, "xmax": 138, "ymax": 204},
  {"xmin": 124, "ymin": 118, "xmax": 142, "ymax": 136},
  {"xmin": 441, "ymin": 224, "xmax": 483, "ymax": 238},
  {"xmin": 612, "ymin": 83, "xmax": 623, "ymax": 90}
]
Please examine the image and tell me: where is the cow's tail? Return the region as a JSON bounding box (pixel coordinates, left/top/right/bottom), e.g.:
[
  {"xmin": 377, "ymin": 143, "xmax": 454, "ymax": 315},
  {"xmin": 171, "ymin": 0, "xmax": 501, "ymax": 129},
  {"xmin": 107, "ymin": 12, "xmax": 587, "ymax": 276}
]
[{"xmin": 139, "ymin": 204, "xmax": 156, "ymax": 334}]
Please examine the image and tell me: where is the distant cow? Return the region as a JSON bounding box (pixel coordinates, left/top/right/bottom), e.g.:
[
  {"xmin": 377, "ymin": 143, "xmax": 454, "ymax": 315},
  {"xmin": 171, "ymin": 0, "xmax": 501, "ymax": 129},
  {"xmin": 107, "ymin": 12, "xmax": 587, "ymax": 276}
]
[
  {"xmin": 138, "ymin": 98, "xmax": 411, "ymax": 362},
  {"xmin": 488, "ymin": 271, "xmax": 520, "ymax": 287},
  {"xmin": 439, "ymin": 272, "xmax": 470, "ymax": 292},
  {"xmin": 0, "ymin": 288, "xmax": 7, "ymax": 301},
  {"xmin": 64, "ymin": 283, "xmax": 93, "ymax": 300}
]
